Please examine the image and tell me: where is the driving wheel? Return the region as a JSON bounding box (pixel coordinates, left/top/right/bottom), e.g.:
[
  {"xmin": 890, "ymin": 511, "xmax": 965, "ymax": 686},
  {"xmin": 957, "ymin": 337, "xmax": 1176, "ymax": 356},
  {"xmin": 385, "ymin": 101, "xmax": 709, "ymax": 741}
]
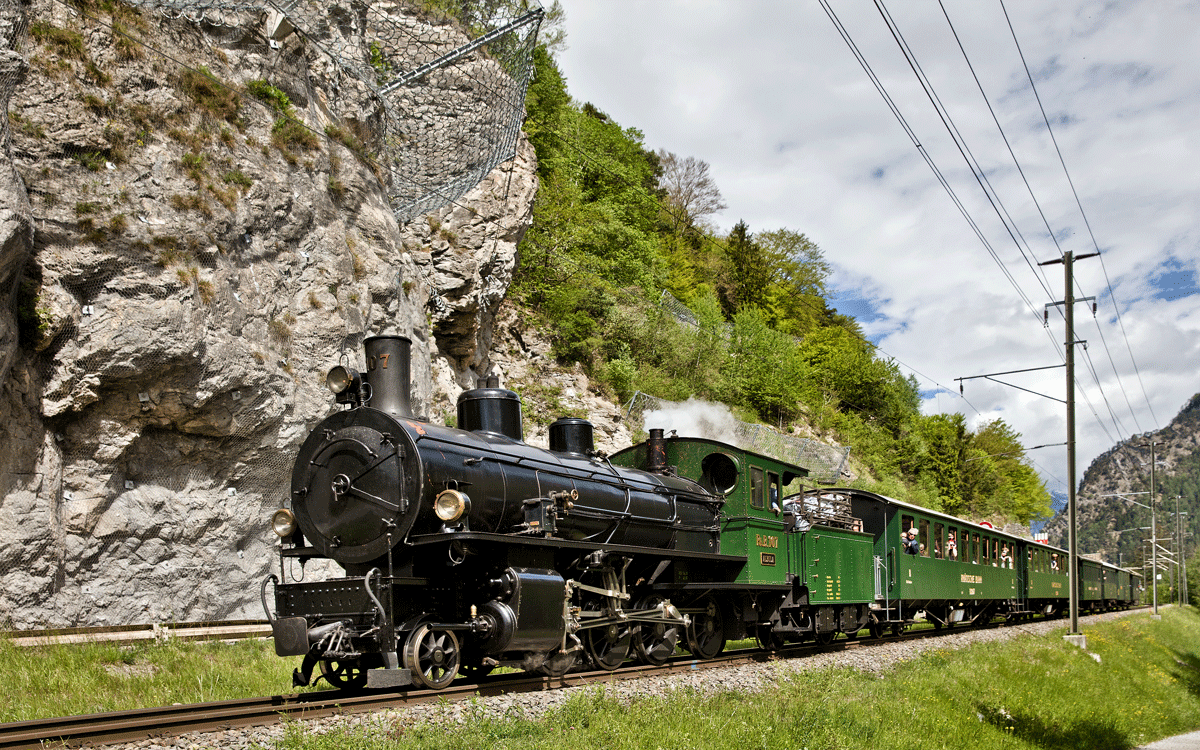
[
  {"xmin": 586, "ymin": 618, "xmax": 633, "ymax": 670},
  {"xmin": 634, "ymin": 596, "xmax": 682, "ymax": 665}
]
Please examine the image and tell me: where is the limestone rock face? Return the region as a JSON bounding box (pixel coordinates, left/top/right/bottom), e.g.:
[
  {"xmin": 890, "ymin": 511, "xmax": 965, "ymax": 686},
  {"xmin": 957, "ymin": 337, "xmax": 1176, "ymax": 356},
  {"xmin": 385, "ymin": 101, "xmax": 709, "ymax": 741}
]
[{"xmin": 0, "ymin": 0, "xmax": 537, "ymax": 627}]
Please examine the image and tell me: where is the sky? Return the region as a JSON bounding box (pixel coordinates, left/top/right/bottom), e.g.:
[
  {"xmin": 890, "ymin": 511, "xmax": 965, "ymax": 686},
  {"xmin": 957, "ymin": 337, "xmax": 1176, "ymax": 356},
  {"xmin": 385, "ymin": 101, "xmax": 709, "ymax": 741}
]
[{"xmin": 553, "ymin": 0, "xmax": 1200, "ymax": 494}]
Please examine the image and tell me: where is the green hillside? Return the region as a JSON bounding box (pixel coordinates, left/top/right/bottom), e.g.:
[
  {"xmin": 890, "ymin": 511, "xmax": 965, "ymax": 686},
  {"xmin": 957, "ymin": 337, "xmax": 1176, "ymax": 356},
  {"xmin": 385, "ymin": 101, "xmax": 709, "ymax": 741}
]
[{"xmin": 512, "ymin": 40, "xmax": 1051, "ymax": 526}]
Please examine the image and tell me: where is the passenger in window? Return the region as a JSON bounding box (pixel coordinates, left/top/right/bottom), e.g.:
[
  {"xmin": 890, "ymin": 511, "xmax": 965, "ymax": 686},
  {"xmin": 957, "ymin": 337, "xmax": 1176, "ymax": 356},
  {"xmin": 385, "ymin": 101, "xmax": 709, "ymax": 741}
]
[
  {"xmin": 1001, "ymin": 545, "xmax": 1013, "ymax": 569},
  {"xmin": 933, "ymin": 541, "xmax": 942, "ymax": 558},
  {"xmin": 946, "ymin": 533, "xmax": 957, "ymax": 560},
  {"xmin": 903, "ymin": 528, "xmax": 920, "ymax": 555},
  {"xmin": 1051, "ymin": 554, "xmax": 1060, "ymax": 571}
]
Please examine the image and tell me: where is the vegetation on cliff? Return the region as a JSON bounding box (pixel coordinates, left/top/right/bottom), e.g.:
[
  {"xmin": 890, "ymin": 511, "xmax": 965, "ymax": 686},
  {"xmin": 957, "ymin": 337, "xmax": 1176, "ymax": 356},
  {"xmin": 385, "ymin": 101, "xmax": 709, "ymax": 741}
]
[{"xmin": 512, "ymin": 42, "xmax": 1051, "ymax": 525}]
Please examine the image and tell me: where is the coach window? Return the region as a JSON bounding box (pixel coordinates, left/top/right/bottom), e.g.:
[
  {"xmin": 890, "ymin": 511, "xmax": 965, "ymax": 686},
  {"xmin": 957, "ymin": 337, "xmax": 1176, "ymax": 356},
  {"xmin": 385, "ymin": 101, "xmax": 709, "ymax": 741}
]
[
  {"xmin": 933, "ymin": 523, "xmax": 945, "ymax": 559},
  {"xmin": 972, "ymin": 533, "xmax": 980, "ymax": 564},
  {"xmin": 750, "ymin": 467, "xmax": 765, "ymax": 510},
  {"xmin": 947, "ymin": 526, "xmax": 958, "ymax": 560},
  {"xmin": 918, "ymin": 519, "xmax": 930, "ymax": 557}
]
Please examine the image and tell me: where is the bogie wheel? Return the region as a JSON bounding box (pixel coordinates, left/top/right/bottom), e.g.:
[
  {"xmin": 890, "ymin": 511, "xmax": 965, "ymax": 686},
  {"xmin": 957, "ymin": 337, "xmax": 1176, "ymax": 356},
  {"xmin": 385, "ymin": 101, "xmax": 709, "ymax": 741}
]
[
  {"xmin": 319, "ymin": 659, "xmax": 368, "ymax": 690},
  {"xmin": 755, "ymin": 624, "xmax": 785, "ymax": 651},
  {"xmin": 634, "ymin": 597, "xmax": 681, "ymax": 666},
  {"xmin": 891, "ymin": 624, "xmax": 903, "ymax": 637},
  {"xmin": 687, "ymin": 598, "xmax": 726, "ymax": 660},
  {"xmin": 815, "ymin": 630, "xmax": 835, "ymax": 646},
  {"xmin": 404, "ymin": 624, "xmax": 461, "ymax": 690},
  {"xmin": 868, "ymin": 621, "xmax": 885, "ymax": 640}
]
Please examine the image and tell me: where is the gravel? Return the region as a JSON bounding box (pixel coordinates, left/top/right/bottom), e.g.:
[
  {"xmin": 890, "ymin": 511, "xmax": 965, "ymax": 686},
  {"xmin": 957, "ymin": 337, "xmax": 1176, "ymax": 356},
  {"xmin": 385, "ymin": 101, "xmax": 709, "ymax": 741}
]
[{"xmin": 110, "ymin": 610, "xmax": 1139, "ymax": 749}]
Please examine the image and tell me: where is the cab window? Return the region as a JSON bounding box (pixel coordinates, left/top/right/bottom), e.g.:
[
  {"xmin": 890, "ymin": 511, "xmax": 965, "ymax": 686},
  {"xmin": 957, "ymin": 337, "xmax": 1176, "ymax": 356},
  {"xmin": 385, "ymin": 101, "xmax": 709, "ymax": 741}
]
[
  {"xmin": 767, "ymin": 471, "xmax": 781, "ymax": 511},
  {"xmin": 750, "ymin": 467, "xmax": 765, "ymax": 510}
]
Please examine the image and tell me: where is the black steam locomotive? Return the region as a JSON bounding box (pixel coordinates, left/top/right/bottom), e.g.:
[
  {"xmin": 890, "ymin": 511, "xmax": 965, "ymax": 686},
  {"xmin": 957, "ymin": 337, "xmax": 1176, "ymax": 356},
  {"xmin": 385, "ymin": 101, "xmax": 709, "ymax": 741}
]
[
  {"xmin": 264, "ymin": 336, "xmax": 1140, "ymax": 690},
  {"xmin": 264, "ymin": 335, "xmax": 738, "ymax": 689}
]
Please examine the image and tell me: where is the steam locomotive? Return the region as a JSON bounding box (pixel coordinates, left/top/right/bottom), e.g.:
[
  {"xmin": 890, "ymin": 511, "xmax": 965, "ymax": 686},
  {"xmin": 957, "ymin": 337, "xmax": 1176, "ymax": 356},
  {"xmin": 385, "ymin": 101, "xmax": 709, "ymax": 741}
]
[{"xmin": 263, "ymin": 336, "xmax": 1140, "ymax": 690}]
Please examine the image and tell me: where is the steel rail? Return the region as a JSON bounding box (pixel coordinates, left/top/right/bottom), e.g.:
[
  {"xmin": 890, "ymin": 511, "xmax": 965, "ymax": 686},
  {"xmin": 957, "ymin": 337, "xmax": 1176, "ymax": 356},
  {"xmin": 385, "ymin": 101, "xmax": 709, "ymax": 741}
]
[{"xmin": 0, "ymin": 608, "xmax": 1145, "ymax": 749}]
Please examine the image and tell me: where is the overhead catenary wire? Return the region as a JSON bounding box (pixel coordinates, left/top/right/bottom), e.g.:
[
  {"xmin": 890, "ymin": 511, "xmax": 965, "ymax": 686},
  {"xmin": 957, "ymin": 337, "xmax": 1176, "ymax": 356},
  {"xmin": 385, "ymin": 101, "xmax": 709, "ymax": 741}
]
[
  {"xmin": 826, "ymin": 0, "xmax": 1138, "ymax": 453},
  {"xmin": 998, "ymin": 0, "xmax": 1159, "ymax": 430},
  {"xmin": 878, "ymin": 0, "xmax": 1132, "ymax": 446}
]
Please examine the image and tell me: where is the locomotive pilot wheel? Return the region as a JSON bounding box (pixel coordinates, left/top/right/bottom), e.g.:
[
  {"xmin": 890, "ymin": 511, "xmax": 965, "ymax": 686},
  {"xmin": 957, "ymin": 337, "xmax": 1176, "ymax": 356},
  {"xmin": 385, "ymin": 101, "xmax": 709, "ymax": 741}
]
[
  {"xmin": 319, "ymin": 658, "xmax": 368, "ymax": 690},
  {"xmin": 404, "ymin": 624, "xmax": 461, "ymax": 690}
]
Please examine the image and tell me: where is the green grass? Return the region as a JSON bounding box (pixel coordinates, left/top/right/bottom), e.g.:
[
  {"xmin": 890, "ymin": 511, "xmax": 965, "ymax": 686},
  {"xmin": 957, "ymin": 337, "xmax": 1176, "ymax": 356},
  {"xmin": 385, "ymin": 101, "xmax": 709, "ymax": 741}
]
[
  {"xmin": 4, "ymin": 610, "xmax": 1200, "ymax": 750},
  {"xmin": 0, "ymin": 637, "xmax": 315, "ymax": 721},
  {"xmin": 269, "ymin": 609, "xmax": 1200, "ymax": 750}
]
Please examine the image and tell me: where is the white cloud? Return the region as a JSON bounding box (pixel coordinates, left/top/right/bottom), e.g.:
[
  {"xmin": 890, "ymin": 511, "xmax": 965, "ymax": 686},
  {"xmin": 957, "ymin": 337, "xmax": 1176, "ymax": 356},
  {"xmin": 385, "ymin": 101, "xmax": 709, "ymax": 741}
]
[{"xmin": 557, "ymin": 0, "xmax": 1200, "ymax": 492}]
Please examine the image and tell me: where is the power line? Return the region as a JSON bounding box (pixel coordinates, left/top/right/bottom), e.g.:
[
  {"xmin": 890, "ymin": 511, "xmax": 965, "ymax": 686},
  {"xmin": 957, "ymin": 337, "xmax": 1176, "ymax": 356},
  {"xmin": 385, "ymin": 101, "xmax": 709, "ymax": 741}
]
[
  {"xmin": 998, "ymin": 0, "xmax": 1159, "ymax": 429},
  {"xmin": 848, "ymin": 0, "xmax": 1133, "ymax": 445}
]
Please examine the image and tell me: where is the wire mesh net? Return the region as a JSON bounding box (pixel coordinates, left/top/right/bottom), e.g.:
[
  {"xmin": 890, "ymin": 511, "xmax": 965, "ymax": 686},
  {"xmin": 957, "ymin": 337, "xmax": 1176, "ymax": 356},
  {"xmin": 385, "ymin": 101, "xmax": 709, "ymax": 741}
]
[{"xmin": 0, "ymin": 0, "xmax": 541, "ymax": 628}]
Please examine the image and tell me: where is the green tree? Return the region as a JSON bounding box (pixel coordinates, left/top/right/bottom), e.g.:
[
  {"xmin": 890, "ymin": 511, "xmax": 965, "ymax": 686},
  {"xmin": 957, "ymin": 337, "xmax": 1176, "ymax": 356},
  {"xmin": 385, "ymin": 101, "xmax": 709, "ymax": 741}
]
[
  {"xmin": 724, "ymin": 307, "xmax": 808, "ymax": 424},
  {"xmin": 914, "ymin": 413, "xmax": 967, "ymax": 511},
  {"xmin": 722, "ymin": 220, "xmax": 772, "ymax": 315},
  {"xmin": 755, "ymin": 228, "xmax": 831, "ymax": 335}
]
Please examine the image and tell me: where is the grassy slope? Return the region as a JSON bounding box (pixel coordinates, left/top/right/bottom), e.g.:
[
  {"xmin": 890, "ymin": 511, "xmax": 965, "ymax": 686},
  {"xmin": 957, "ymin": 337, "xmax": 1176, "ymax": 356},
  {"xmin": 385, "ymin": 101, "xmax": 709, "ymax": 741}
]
[
  {"xmin": 3, "ymin": 610, "xmax": 1200, "ymax": 749},
  {"xmin": 276, "ymin": 609, "xmax": 1200, "ymax": 750}
]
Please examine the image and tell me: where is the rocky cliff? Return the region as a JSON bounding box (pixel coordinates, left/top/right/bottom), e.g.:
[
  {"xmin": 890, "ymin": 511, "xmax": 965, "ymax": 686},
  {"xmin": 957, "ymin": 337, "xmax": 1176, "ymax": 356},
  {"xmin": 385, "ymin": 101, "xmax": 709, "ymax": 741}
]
[{"xmin": 0, "ymin": 0, "xmax": 557, "ymax": 627}]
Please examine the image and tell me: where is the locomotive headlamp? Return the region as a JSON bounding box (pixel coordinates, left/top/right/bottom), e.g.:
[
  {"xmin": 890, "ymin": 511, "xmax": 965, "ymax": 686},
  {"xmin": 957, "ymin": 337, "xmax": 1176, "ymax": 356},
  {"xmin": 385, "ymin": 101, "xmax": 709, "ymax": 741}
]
[
  {"xmin": 434, "ymin": 489, "xmax": 471, "ymax": 523},
  {"xmin": 326, "ymin": 365, "xmax": 360, "ymax": 395},
  {"xmin": 271, "ymin": 508, "xmax": 298, "ymax": 537}
]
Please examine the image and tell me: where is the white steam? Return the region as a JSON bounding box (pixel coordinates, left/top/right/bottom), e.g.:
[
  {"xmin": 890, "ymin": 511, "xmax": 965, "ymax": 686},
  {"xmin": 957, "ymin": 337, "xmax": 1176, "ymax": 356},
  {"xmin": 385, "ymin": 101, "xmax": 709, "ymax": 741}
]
[{"xmin": 642, "ymin": 398, "xmax": 743, "ymax": 446}]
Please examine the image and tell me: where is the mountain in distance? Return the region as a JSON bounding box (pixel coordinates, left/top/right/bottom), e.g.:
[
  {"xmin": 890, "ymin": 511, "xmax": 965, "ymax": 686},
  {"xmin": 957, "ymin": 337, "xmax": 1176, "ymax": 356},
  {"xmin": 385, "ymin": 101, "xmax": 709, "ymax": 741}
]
[{"xmin": 1044, "ymin": 394, "xmax": 1200, "ymax": 571}]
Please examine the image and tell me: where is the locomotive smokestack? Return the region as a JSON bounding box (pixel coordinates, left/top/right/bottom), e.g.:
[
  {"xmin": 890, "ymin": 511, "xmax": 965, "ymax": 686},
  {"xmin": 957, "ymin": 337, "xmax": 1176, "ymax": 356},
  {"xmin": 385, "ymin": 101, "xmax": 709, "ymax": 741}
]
[
  {"xmin": 647, "ymin": 428, "xmax": 667, "ymax": 473},
  {"xmin": 363, "ymin": 335, "xmax": 412, "ymax": 418}
]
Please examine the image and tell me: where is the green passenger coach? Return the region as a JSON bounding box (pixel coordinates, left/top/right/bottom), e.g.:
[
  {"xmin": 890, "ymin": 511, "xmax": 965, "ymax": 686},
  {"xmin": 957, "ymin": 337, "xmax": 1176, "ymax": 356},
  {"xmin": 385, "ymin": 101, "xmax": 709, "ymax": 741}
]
[{"xmin": 609, "ymin": 436, "xmax": 1139, "ymax": 655}]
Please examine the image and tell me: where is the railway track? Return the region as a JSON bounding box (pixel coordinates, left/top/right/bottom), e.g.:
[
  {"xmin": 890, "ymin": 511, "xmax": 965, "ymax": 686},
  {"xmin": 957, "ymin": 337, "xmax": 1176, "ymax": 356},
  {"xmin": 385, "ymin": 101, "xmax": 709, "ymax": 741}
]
[{"xmin": 0, "ymin": 612, "xmax": 1140, "ymax": 749}]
